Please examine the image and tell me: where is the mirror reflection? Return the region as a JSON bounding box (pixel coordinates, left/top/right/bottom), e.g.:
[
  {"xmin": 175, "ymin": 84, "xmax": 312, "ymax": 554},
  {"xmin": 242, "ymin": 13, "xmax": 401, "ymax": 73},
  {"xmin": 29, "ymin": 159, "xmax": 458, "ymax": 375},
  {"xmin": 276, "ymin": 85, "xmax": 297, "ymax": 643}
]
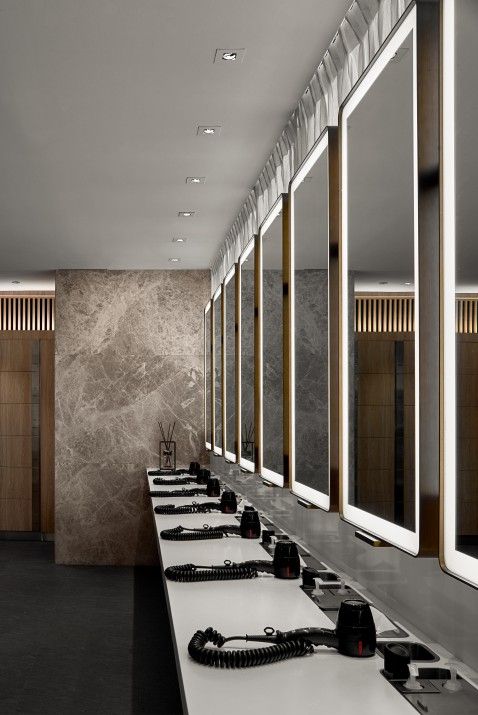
[
  {"xmin": 455, "ymin": 0, "xmax": 478, "ymax": 557},
  {"xmin": 213, "ymin": 292, "xmax": 222, "ymax": 452},
  {"xmin": 224, "ymin": 273, "xmax": 236, "ymax": 459},
  {"xmin": 261, "ymin": 209, "xmax": 283, "ymax": 482},
  {"xmin": 205, "ymin": 304, "xmax": 211, "ymax": 447},
  {"xmin": 241, "ymin": 244, "xmax": 255, "ymax": 468},
  {"xmin": 346, "ymin": 29, "xmax": 416, "ymax": 530},
  {"xmin": 293, "ymin": 148, "xmax": 329, "ymax": 496}
]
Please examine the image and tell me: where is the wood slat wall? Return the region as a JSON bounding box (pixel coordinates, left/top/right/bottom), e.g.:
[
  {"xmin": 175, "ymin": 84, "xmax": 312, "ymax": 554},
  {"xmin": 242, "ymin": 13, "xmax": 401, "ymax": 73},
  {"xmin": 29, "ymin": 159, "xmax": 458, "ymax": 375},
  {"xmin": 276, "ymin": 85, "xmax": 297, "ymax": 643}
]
[
  {"xmin": 356, "ymin": 295, "xmax": 478, "ymax": 334},
  {"xmin": 0, "ymin": 296, "xmax": 55, "ymax": 331}
]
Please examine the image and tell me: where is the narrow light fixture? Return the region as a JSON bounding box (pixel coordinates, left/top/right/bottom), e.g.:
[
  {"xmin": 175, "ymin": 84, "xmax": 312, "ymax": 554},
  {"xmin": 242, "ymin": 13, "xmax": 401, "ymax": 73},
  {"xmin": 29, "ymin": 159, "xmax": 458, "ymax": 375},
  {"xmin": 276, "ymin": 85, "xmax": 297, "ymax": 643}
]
[
  {"xmin": 379, "ymin": 281, "xmax": 388, "ymax": 285},
  {"xmin": 169, "ymin": 257, "xmax": 181, "ymax": 263},
  {"xmin": 178, "ymin": 211, "xmax": 195, "ymax": 217},
  {"xmin": 172, "ymin": 237, "xmax": 186, "ymax": 243},
  {"xmin": 186, "ymin": 177, "xmax": 205, "ymax": 185},
  {"xmin": 11, "ymin": 280, "xmax": 21, "ymax": 284},
  {"xmin": 404, "ymin": 281, "xmax": 412, "ymax": 286},
  {"xmin": 222, "ymin": 51, "xmax": 237, "ymax": 61},
  {"xmin": 197, "ymin": 125, "xmax": 221, "ymax": 137}
]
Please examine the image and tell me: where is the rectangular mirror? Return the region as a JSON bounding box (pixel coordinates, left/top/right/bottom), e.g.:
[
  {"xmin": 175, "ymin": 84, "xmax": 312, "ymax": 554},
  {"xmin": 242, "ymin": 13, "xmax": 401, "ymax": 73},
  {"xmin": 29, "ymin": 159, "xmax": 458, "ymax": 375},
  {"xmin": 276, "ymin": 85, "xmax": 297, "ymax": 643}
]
[
  {"xmin": 212, "ymin": 287, "xmax": 222, "ymax": 455},
  {"xmin": 441, "ymin": 0, "xmax": 478, "ymax": 587},
  {"xmin": 223, "ymin": 266, "xmax": 237, "ymax": 462},
  {"xmin": 239, "ymin": 239, "xmax": 255, "ymax": 471},
  {"xmin": 340, "ymin": 2, "xmax": 439, "ymax": 554},
  {"xmin": 204, "ymin": 301, "xmax": 212, "ymax": 450},
  {"xmin": 289, "ymin": 128, "xmax": 339, "ymax": 509},
  {"xmin": 259, "ymin": 196, "xmax": 285, "ymax": 486}
]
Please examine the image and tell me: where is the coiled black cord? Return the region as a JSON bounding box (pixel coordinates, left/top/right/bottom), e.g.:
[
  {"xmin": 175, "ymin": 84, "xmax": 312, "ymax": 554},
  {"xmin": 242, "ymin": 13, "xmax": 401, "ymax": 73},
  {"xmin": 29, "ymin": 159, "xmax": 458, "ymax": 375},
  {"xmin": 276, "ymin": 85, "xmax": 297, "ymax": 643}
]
[
  {"xmin": 165, "ymin": 561, "xmax": 260, "ymax": 582},
  {"xmin": 164, "ymin": 559, "xmax": 273, "ymax": 582},
  {"xmin": 154, "ymin": 501, "xmax": 221, "ymax": 515},
  {"xmin": 154, "ymin": 488, "xmax": 207, "ymax": 498},
  {"xmin": 188, "ymin": 628, "xmax": 313, "ymax": 668},
  {"xmin": 160, "ymin": 525, "xmax": 234, "ymax": 541},
  {"xmin": 152, "ymin": 477, "xmax": 193, "ymax": 485}
]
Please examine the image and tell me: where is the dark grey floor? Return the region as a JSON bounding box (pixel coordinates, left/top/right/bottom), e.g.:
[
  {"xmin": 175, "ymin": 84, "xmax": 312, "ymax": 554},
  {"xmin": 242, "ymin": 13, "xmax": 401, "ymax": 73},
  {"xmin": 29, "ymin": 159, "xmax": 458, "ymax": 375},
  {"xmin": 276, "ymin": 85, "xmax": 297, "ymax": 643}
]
[{"xmin": 0, "ymin": 542, "xmax": 182, "ymax": 715}]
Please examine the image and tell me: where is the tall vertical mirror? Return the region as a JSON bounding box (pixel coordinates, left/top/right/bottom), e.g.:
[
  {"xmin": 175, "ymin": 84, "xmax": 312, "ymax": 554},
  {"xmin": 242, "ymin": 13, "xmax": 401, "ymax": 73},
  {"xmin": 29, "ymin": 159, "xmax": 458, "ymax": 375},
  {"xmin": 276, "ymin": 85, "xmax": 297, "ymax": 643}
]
[
  {"xmin": 340, "ymin": 2, "xmax": 439, "ymax": 554},
  {"xmin": 442, "ymin": 0, "xmax": 478, "ymax": 587},
  {"xmin": 289, "ymin": 129, "xmax": 338, "ymax": 509},
  {"xmin": 259, "ymin": 197, "xmax": 285, "ymax": 486},
  {"xmin": 239, "ymin": 239, "xmax": 255, "ymax": 471},
  {"xmin": 223, "ymin": 266, "xmax": 237, "ymax": 462},
  {"xmin": 213, "ymin": 287, "xmax": 222, "ymax": 455},
  {"xmin": 204, "ymin": 301, "xmax": 212, "ymax": 450}
]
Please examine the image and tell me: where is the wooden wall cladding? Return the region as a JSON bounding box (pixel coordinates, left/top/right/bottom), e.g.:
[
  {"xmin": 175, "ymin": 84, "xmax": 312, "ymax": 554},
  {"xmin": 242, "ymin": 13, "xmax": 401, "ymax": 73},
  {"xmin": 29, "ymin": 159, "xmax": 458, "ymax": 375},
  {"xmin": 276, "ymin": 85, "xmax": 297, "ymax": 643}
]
[{"xmin": 0, "ymin": 331, "xmax": 54, "ymax": 533}]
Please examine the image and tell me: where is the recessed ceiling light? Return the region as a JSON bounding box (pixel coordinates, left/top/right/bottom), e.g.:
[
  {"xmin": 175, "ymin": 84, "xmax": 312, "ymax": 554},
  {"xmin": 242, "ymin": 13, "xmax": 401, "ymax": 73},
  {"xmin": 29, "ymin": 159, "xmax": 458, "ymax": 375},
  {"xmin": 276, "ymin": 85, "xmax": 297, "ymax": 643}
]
[
  {"xmin": 379, "ymin": 281, "xmax": 388, "ymax": 285},
  {"xmin": 404, "ymin": 281, "xmax": 411, "ymax": 286},
  {"xmin": 197, "ymin": 125, "xmax": 221, "ymax": 137},
  {"xmin": 178, "ymin": 211, "xmax": 195, "ymax": 218},
  {"xmin": 186, "ymin": 177, "xmax": 206, "ymax": 185},
  {"xmin": 169, "ymin": 257, "xmax": 181, "ymax": 263},
  {"xmin": 11, "ymin": 280, "xmax": 20, "ymax": 284},
  {"xmin": 172, "ymin": 237, "xmax": 186, "ymax": 243},
  {"xmin": 214, "ymin": 48, "xmax": 245, "ymax": 64}
]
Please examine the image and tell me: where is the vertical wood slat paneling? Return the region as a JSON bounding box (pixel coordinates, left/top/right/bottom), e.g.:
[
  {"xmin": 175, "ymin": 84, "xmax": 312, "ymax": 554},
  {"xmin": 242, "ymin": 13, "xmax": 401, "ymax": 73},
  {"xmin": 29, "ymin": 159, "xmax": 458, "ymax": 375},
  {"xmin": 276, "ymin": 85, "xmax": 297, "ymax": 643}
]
[
  {"xmin": 355, "ymin": 296, "xmax": 416, "ymax": 333},
  {"xmin": 356, "ymin": 296, "xmax": 478, "ymax": 333},
  {"xmin": 0, "ymin": 296, "xmax": 55, "ymax": 331}
]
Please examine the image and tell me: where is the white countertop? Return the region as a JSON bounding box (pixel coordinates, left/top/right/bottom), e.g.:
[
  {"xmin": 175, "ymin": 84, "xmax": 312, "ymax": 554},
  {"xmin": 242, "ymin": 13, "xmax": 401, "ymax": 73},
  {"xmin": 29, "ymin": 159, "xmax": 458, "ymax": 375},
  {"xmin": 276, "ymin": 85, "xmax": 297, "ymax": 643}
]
[{"xmin": 150, "ymin": 494, "xmax": 412, "ymax": 715}]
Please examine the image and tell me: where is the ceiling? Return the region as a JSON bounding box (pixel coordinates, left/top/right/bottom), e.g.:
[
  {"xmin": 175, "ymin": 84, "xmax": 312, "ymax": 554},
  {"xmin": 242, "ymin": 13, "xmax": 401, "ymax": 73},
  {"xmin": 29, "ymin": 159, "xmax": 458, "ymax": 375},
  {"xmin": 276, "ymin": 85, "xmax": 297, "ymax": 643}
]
[{"xmin": 0, "ymin": 0, "xmax": 352, "ymax": 274}]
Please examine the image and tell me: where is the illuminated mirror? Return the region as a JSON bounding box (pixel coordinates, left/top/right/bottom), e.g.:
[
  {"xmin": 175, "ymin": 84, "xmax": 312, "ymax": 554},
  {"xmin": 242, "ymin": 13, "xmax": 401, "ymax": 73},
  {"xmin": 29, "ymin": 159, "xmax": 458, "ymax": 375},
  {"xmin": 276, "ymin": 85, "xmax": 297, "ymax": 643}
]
[
  {"xmin": 289, "ymin": 129, "xmax": 338, "ymax": 509},
  {"xmin": 213, "ymin": 287, "xmax": 222, "ymax": 455},
  {"xmin": 239, "ymin": 239, "xmax": 255, "ymax": 471},
  {"xmin": 340, "ymin": 2, "xmax": 439, "ymax": 554},
  {"xmin": 204, "ymin": 301, "xmax": 212, "ymax": 450},
  {"xmin": 442, "ymin": 0, "xmax": 478, "ymax": 586},
  {"xmin": 259, "ymin": 197, "xmax": 285, "ymax": 486},
  {"xmin": 224, "ymin": 267, "xmax": 237, "ymax": 462}
]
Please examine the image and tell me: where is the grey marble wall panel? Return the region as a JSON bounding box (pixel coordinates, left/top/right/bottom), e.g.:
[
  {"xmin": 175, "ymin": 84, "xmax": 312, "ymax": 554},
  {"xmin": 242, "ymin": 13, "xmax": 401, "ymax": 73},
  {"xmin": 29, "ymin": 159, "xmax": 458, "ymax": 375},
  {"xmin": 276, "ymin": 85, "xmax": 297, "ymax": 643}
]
[
  {"xmin": 225, "ymin": 277, "xmax": 235, "ymax": 455},
  {"xmin": 213, "ymin": 297, "xmax": 222, "ymax": 449},
  {"xmin": 55, "ymin": 269, "xmax": 210, "ymax": 565},
  {"xmin": 295, "ymin": 269, "xmax": 328, "ymax": 493},
  {"xmin": 262, "ymin": 269, "xmax": 283, "ymax": 476},
  {"xmin": 240, "ymin": 269, "xmax": 255, "ymax": 459}
]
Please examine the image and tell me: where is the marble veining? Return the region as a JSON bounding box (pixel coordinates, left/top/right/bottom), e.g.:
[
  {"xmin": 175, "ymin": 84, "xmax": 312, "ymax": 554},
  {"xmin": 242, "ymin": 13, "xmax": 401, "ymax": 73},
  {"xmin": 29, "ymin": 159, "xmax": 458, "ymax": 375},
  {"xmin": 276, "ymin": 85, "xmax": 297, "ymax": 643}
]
[
  {"xmin": 262, "ymin": 269, "xmax": 283, "ymax": 476},
  {"xmin": 295, "ymin": 269, "xmax": 329, "ymax": 494},
  {"xmin": 55, "ymin": 269, "xmax": 210, "ymax": 565},
  {"xmin": 240, "ymin": 268, "xmax": 254, "ymax": 460}
]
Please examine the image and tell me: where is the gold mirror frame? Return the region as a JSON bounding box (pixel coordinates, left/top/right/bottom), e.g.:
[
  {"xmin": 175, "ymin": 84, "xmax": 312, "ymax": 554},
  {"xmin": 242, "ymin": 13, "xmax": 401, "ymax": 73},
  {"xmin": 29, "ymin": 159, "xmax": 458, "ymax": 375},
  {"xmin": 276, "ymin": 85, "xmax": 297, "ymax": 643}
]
[
  {"xmin": 287, "ymin": 127, "xmax": 339, "ymax": 510},
  {"xmin": 204, "ymin": 300, "xmax": 212, "ymax": 450},
  {"xmin": 440, "ymin": 0, "xmax": 478, "ymax": 587},
  {"xmin": 339, "ymin": 0, "xmax": 440, "ymax": 555},
  {"xmin": 257, "ymin": 194, "xmax": 288, "ymax": 487},
  {"xmin": 222, "ymin": 265, "xmax": 238, "ymax": 463}
]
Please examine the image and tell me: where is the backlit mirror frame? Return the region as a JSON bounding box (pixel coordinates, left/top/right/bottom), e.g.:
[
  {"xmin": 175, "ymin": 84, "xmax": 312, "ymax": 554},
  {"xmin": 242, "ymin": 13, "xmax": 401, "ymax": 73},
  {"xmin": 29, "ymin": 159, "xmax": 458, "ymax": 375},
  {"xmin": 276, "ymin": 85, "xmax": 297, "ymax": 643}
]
[
  {"xmin": 223, "ymin": 265, "xmax": 238, "ymax": 463},
  {"xmin": 440, "ymin": 0, "xmax": 478, "ymax": 587},
  {"xmin": 258, "ymin": 194, "xmax": 287, "ymax": 487},
  {"xmin": 204, "ymin": 300, "xmax": 212, "ymax": 450},
  {"xmin": 288, "ymin": 127, "xmax": 339, "ymax": 510},
  {"xmin": 212, "ymin": 285, "xmax": 223, "ymax": 456},
  {"xmin": 339, "ymin": 1, "xmax": 439, "ymax": 555},
  {"xmin": 238, "ymin": 237, "xmax": 256, "ymax": 472}
]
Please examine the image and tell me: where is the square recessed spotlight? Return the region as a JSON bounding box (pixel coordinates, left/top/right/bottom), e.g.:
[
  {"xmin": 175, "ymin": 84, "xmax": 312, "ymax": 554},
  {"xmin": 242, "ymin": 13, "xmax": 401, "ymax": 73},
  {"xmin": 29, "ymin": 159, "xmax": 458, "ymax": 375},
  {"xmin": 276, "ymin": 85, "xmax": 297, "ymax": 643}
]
[
  {"xmin": 172, "ymin": 237, "xmax": 186, "ymax": 243},
  {"xmin": 214, "ymin": 48, "xmax": 246, "ymax": 64},
  {"xmin": 197, "ymin": 125, "xmax": 221, "ymax": 137},
  {"xmin": 178, "ymin": 211, "xmax": 195, "ymax": 218},
  {"xmin": 186, "ymin": 177, "xmax": 206, "ymax": 185},
  {"xmin": 169, "ymin": 257, "xmax": 181, "ymax": 263}
]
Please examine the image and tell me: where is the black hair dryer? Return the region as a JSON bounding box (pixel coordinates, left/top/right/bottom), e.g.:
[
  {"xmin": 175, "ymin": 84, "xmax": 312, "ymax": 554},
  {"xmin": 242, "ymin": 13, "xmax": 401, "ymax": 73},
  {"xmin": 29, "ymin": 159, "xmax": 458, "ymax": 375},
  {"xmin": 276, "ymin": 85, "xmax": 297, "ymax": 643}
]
[
  {"xmin": 188, "ymin": 600, "xmax": 376, "ymax": 669},
  {"xmin": 240, "ymin": 507, "xmax": 261, "ymax": 539},
  {"xmin": 206, "ymin": 478, "xmax": 220, "ymax": 497}
]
